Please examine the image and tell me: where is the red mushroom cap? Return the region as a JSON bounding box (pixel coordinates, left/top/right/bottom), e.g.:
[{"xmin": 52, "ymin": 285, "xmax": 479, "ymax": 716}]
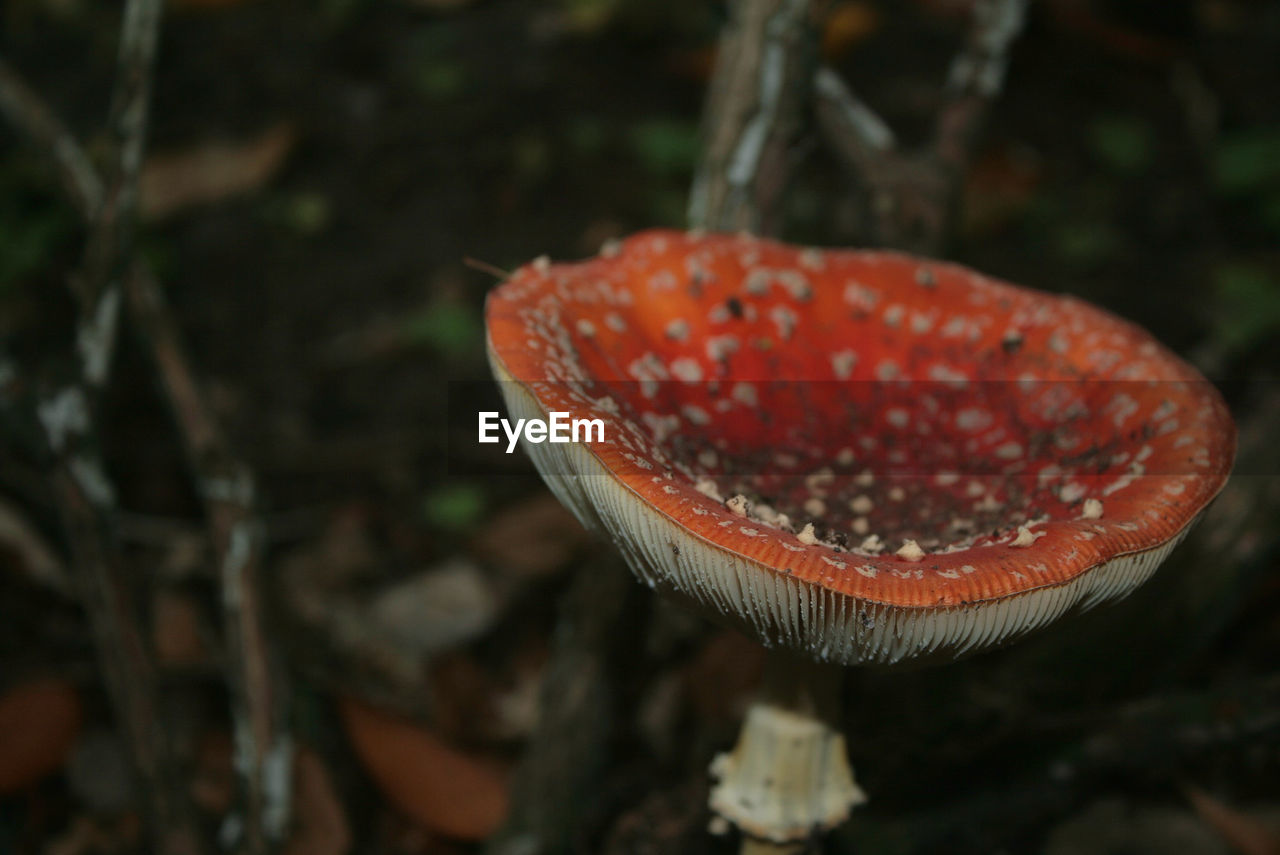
[{"xmin": 485, "ymin": 230, "xmax": 1236, "ymax": 665}]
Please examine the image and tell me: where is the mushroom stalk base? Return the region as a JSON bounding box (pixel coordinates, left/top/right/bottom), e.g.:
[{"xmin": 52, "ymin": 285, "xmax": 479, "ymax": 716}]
[
  {"xmin": 740, "ymin": 838, "xmax": 806, "ymax": 855},
  {"xmin": 709, "ymin": 650, "xmax": 865, "ymax": 850}
]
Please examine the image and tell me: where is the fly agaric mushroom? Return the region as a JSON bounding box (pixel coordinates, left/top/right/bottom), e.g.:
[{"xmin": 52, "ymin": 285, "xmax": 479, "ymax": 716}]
[{"xmin": 484, "ymin": 230, "xmax": 1235, "ymax": 851}]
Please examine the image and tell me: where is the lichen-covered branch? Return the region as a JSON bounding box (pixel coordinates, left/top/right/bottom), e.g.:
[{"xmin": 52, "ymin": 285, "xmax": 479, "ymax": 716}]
[
  {"xmin": 77, "ymin": 0, "xmax": 163, "ymax": 311},
  {"xmin": 1, "ymin": 2, "xmax": 288, "ymax": 850},
  {"xmin": 0, "ymin": 354, "xmax": 204, "ymax": 855},
  {"xmin": 812, "ymin": 69, "xmax": 952, "ymax": 252},
  {"xmin": 127, "ymin": 263, "xmax": 292, "ymax": 852},
  {"xmin": 52, "ymin": 466, "xmax": 205, "ymax": 855},
  {"xmin": 0, "ymin": 55, "xmax": 104, "ymax": 217},
  {"xmin": 0, "ymin": 31, "xmax": 201, "ymax": 838},
  {"xmin": 813, "ymin": 0, "xmax": 1028, "ymax": 252},
  {"xmin": 833, "ymin": 672, "xmax": 1280, "ymax": 851},
  {"xmin": 812, "ymin": 68, "xmax": 894, "ymax": 169},
  {"xmin": 935, "ymin": 0, "xmax": 1029, "ymax": 174},
  {"xmin": 689, "ymin": 0, "xmax": 823, "ymax": 236}
]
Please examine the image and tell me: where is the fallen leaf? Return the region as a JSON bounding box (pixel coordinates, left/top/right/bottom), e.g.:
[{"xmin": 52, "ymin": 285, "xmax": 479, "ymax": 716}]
[
  {"xmin": 662, "ymin": 46, "xmax": 717, "ymax": 83},
  {"xmin": 152, "ymin": 589, "xmax": 211, "ymax": 667},
  {"xmin": 0, "ymin": 677, "xmax": 82, "ymax": 795},
  {"xmin": 1045, "ymin": 798, "xmax": 1228, "ymax": 855},
  {"xmin": 1184, "ymin": 784, "xmax": 1280, "ymax": 855},
  {"xmin": 368, "ymin": 559, "xmax": 499, "ymax": 654},
  {"xmin": 338, "ymin": 696, "xmax": 508, "ymax": 840},
  {"xmin": 66, "ymin": 728, "xmax": 135, "ymax": 813},
  {"xmin": 139, "ymin": 122, "xmax": 297, "ymax": 220},
  {"xmin": 486, "ymin": 644, "xmax": 548, "ymax": 742},
  {"xmin": 44, "ymin": 814, "xmax": 143, "ymax": 855},
  {"xmin": 469, "ymin": 493, "xmax": 590, "ymax": 579},
  {"xmin": 282, "ymin": 745, "xmax": 351, "ymax": 855},
  {"xmin": 43, "ymin": 816, "xmax": 100, "ymax": 855},
  {"xmin": 822, "ymin": 2, "xmax": 881, "ymax": 61},
  {"xmin": 190, "ymin": 730, "xmax": 235, "ymax": 814},
  {"xmin": 962, "ymin": 142, "xmax": 1043, "ymax": 238},
  {"xmin": 425, "ymin": 653, "xmax": 498, "ymax": 744},
  {"xmin": 1044, "ymin": 0, "xmax": 1184, "ymax": 66},
  {"xmin": 0, "ymin": 498, "xmax": 70, "ymax": 595}
]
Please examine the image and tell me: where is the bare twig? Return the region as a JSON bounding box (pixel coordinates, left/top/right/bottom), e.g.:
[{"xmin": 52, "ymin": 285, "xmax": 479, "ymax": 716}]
[
  {"xmin": 0, "ymin": 353, "xmax": 205, "ymax": 854},
  {"xmin": 812, "ymin": 68, "xmax": 894, "ymax": 167},
  {"xmin": 813, "ymin": 0, "xmax": 1027, "ymax": 252},
  {"xmin": 0, "ymin": 55, "xmax": 104, "ymax": 217},
  {"xmin": 127, "ymin": 263, "xmax": 292, "ymax": 852},
  {"xmin": 52, "ymin": 466, "xmax": 205, "ymax": 855},
  {"xmin": 78, "ymin": 0, "xmax": 163, "ymax": 311},
  {"xmin": 935, "ymin": 0, "xmax": 1029, "ymax": 174},
  {"xmin": 834, "ymin": 672, "xmax": 1280, "ymax": 852},
  {"xmin": 0, "ymin": 494, "xmax": 72, "ymax": 595},
  {"xmin": 689, "ymin": 0, "xmax": 824, "ymax": 235},
  {"xmin": 2, "ymin": 2, "xmax": 289, "ymax": 850},
  {"xmin": 812, "ymin": 69, "xmax": 952, "ymax": 252},
  {"xmin": 486, "ymin": 557, "xmax": 638, "ymax": 855}
]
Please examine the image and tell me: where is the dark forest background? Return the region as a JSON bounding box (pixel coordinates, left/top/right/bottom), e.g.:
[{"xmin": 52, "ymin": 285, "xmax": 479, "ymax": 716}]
[{"xmin": 1, "ymin": 0, "xmax": 1277, "ymax": 853}]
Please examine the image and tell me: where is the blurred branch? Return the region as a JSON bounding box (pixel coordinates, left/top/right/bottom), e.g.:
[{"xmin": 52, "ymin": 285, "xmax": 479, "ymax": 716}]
[
  {"xmin": 934, "ymin": 0, "xmax": 1028, "ymax": 173},
  {"xmin": 127, "ymin": 264, "xmax": 292, "ymax": 852},
  {"xmin": 812, "ymin": 68, "xmax": 894, "ymax": 170},
  {"xmin": 812, "ymin": 70, "xmax": 951, "ymax": 253},
  {"xmin": 486, "ymin": 557, "xmax": 638, "ymax": 855},
  {"xmin": 0, "ymin": 56, "xmax": 104, "ymax": 217},
  {"xmin": 51, "ymin": 466, "xmax": 206, "ymax": 855},
  {"xmin": 78, "ymin": 0, "xmax": 162, "ymax": 312},
  {"xmin": 0, "ymin": 9, "xmax": 206, "ymax": 845},
  {"xmin": 689, "ymin": 0, "xmax": 1025, "ymax": 249},
  {"xmin": 814, "ymin": 0, "xmax": 1027, "ymax": 252},
  {"xmin": 0, "ymin": 1, "xmax": 289, "ymax": 850},
  {"xmin": 840, "ymin": 671, "xmax": 1280, "ymax": 851},
  {"xmin": 689, "ymin": 0, "xmax": 824, "ymax": 235},
  {"xmin": 0, "ymin": 354, "xmax": 205, "ymax": 855}
]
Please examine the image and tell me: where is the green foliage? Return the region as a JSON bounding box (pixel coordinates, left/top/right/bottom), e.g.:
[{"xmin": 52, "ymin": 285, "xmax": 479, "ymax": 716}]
[
  {"xmin": 404, "ymin": 23, "xmax": 467, "ymax": 102},
  {"xmin": 1213, "ymin": 127, "xmax": 1280, "ymax": 195},
  {"xmin": 0, "ymin": 211, "xmax": 71, "ymax": 293},
  {"xmin": 0, "ymin": 164, "xmax": 75, "ymax": 293},
  {"xmin": 565, "ymin": 117, "xmax": 607, "ymax": 155},
  {"xmin": 1212, "ymin": 263, "xmax": 1280, "ymax": 353},
  {"xmin": 558, "ymin": 0, "xmax": 624, "ymax": 32},
  {"xmin": 1213, "ymin": 127, "xmax": 1280, "ymax": 235},
  {"xmin": 646, "ymin": 186, "xmax": 689, "ymax": 228},
  {"xmin": 284, "ymin": 192, "xmax": 333, "ymax": 235},
  {"xmin": 401, "ymin": 299, "xmax": 482, "ymax": 359},
  {"xmin": 321, "ymin": 0, "xmax": 367, "ymax": 27},
  {"xmin": 510, "ymin": 132, "xmax": 551, "ymax": 180},
  {"xmin": 1261, "ymin": 193, "xmax": 1280, "ymax": 236},
  {"xmin": 1053, "ymin": 220, "xmax": 1118, "ymax": 268},
  {"xmin": 1088, "ymin": 115, "xmax": 1152, "ymax": 175},
  {"xmin": 415, "ymin": 61, "xmax": 466, "ymax": 101},
  {"xmin": 627, "ymin": 118, "xmax": 700, "ymax": 178},
  {"xmin": 261, "ymin": 191, "xmax": 332, "ymax": 237},
  {"xmin": 422, "ymin": 482, "xmax": 486, "ymax": 531}
]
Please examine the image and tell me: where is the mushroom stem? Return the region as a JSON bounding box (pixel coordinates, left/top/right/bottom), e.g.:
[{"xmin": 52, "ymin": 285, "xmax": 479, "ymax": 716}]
[
  {"xmin": 741, "ymin": 838, "xmax": 807, "ymax": 855},
  {"xmin": 710, "ymin": 649, "xmax": 865, "ymax": 851}
]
